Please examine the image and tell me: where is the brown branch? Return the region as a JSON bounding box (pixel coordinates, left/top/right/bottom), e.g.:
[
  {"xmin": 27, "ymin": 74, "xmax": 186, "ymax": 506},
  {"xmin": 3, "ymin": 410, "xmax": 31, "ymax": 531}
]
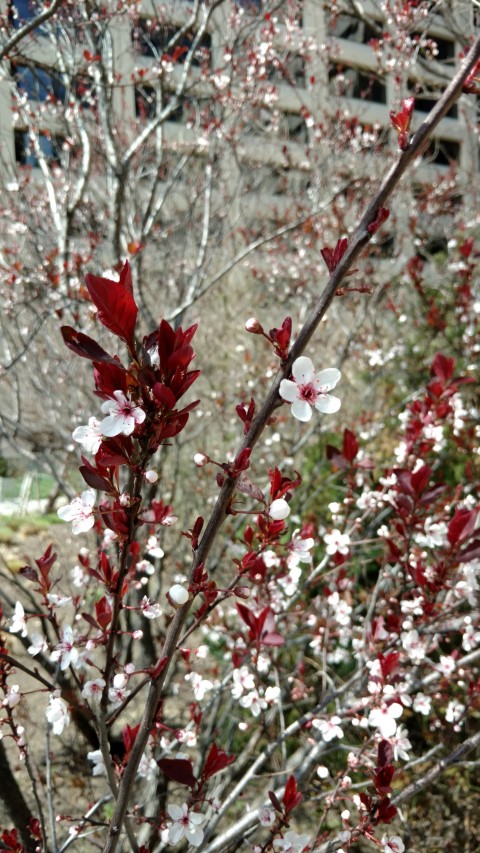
[
  {"xmin": 0, "ymin": 0, "xmax": 66, "ymax": 63},
  {"xmin": 393, "ymin": 729, "xmax": 480, "ymax": 807},
  {"xmin": 101, "ymin": 34, "xmax": 480, "ymax": 853}
]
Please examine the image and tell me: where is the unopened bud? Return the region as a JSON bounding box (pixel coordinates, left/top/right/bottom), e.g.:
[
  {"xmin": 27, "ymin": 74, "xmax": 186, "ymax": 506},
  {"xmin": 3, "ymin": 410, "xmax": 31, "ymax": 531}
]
[
  {"xmin": 168, "ymin": 584, "xmax": 190, "ymax": 607},
  {"xmin": 144, "ymin": 469, "xmax": 159, "ymax": 484},
  {"xmin": 194, "ymin": 452, "xmax": 209, "ymax": 467},
  {"xmin": 268, "ymin": 498, "xmax": 290, "ymax": 521},
  {"xmin": 233, "ymin": 586, "xmax": 250, "ymax": 599},
  {"xmin": 245, "ymin": 317, "xmax": 263, "ymax": 333}
]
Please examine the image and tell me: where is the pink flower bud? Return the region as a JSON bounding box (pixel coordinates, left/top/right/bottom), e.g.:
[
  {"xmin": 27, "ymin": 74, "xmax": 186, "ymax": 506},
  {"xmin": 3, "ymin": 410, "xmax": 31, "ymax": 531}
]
[
  {"xmin": 268, "ymin": 498, "xmax": 290, "ymax": 521},
  {"xmin": 168, "ymin": 584, "xmax": 190, "ymax": 607},
  {"xmin": 245, "ymin": 317, "xmax": 263, "ymax": 333},
  {"xmin": 144, "ymin": 469, "xmax": 159, "ymax": 483}
]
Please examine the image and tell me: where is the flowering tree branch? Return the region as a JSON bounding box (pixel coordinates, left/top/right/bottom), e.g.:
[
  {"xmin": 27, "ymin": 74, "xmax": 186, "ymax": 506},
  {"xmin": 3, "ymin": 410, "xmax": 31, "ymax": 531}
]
[
  {"xmin": 0, "ymin": 0, "xmax": 66, "ymax": 62},
  {"xmin": 101, "ymin": 34, "xmax": 480, "ymax": 853}
]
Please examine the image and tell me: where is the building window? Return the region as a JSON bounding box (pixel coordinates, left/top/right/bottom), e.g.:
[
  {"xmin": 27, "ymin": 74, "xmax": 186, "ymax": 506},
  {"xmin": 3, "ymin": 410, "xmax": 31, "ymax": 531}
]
[
  {"xmin": 14, "ymin": 130, "xmax": 64, "ymax": 167},
  {"xmin": 268, "ymin": 53, "xmax": 305, "ymax": 88},
  {"xmin": 408, "ymin": 80, "xmax": 457, "ymax": 119},
  {"xmin": 133, "ymin": 21, "xmax": 211, "ymax": 67},
  {"xmin": 423, "ymin": 137, "xmax": 460, "ymax": 167},
  {"xmin": 329, "ymin": 65, "xmax": 386, "ymax": 104},
  {"xmin": 12, "ymin": 63, "xmax": 65, "ymax": 103},
  {"xmin": 279, "ymin": 112, "xmax": 308, "ymax": 143},
  {"xmin": 328, "ymin": 12, "xmax": 379, "ymax": 45},
  {"xmin": 416, "ymin": 34, "xmax": 455, "ymax": 63},
  {"xmin": 135, "ymin": 85, "xmax": 184, "ymax": 122}
]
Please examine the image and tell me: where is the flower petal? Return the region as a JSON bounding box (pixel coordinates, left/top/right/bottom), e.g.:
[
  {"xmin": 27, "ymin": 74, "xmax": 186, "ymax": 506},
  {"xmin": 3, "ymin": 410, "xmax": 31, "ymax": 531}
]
[
  {"xmin": 292, "ymin": 356, "xmax": 314, "ymax": 383},
  {"xmin": 316, "ymin": 368, "xmax": 341, "ymax": 389},
  {"xmin": 315, "ymin": 394, "xmax": 341, "ymax": 414},
  {"xmin": 279, "ymin": 379, "xmax": 299, "ymax": 403},
  {"xmin": 291, "ymin": 399, "xmax": 313, "ymax": 421}
]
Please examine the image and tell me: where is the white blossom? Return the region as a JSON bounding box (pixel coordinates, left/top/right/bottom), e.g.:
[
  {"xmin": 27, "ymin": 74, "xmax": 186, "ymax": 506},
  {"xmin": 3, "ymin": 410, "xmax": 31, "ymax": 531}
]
[
  {"xmin": 87, "ymin": 749, "xmax": 107, "ymax": 776},
  {"xmin": 51, "ymin": 625, "xmax": 78, "ymax": 670},
  {"xmin": 280, "ymin": 357, "xmax": 341, "ymax": 421},
  {"xmin": 82, "ymin": 679, "xmax": 106, "ymax": 703},
  {"xmin": 46, "ymin": 695, "xmax": 70, "ymax": 735},
  {"xmin": 269, "ymin": 499, "xmax": 291, "ymax": 521},
  {"xmin": 382, "ymin": 836, "xmax": 405, "ymax": 853},
  {"xmin": 9, "ymin": 602, "xmax": 27, "ymax": 637},
  {"xmin": 166, "ymin": 803, "xmax": 205, "ymax": 847},
  {"xmin": 168, "ymin": 584, "xmax": 189, "ymax": 607},
  {"xmin": 312, "ymin": 715, "xmax": 344, "ymax": 742},
  {"xmin": 368, "ymin": 702, "xmax": 403, "ymax": 738},
  {"xmin": 57, "ymin": 490, "xmax": 96, "ymax": 534},
  {"xmin": 72, "ymin": 417, "xmax": 102, "ymax": 454},
  {"xmin": 324, "ymin": 529, "xmax": 350, "ymax": 556},
  {"xmin": 27, "ymin": 633, "xmax": 48, "ymax": 656},
  {"xmin": 140, "ymin": 596, "xmax": 163, "ymax": 619},
  {"xmin": 272, "ymin": 830, "xmax": 310, "ymax": 852},
  {"xmin": 100, "ymin": 390, "xmax": 146, "ymax": 437}
]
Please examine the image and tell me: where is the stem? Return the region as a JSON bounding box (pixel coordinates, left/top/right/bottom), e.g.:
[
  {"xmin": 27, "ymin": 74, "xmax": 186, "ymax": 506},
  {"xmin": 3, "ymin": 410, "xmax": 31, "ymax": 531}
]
[{"xmin": 101, "ymin": 35, "xmax": 480, "ymax": 852}]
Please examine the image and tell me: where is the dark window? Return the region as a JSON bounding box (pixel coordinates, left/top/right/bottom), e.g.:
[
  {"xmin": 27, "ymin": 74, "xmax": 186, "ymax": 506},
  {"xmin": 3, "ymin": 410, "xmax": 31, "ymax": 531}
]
[
  {"xmin": 235, "ymin": 0, "xmax": 262, "ymax": 10},
  {"xmin": 280, "ymin": 112, "xmax": 308, "ymax": 143},
  {"xmin": 415, "ymin": 34, "xmax": 455, "ymax": 63},
  {"xmin": 329, "ymin": 65, "xmax": 386, "ymax": 103},
  {"xmin": 12, "ymin": 63, "xmax": 65, "ymax": 103},
  {"xmin": 329, "ymin": 13, "xmax": 379, "ymax": 45},
  {"xmin": 423, "ymin": 138, "xmax": 460, "ymax": 166},
  {"xmin": 135, "ymin": 85, "xmax": 183, "ymax": 121},
  {"xmin": 268, "ymin": 53, "xmax": 305, "ymax": 88},
  {"xmin": 408, "ymin": 80, "xmax": 457, "ymax": 119},
  {"xmin": 15, "ymin": 130, "xmax": 64, "ymax": 166},
  {"xmin": 134, "ymin": 21, "xmax": 211, "ymax": 67}
]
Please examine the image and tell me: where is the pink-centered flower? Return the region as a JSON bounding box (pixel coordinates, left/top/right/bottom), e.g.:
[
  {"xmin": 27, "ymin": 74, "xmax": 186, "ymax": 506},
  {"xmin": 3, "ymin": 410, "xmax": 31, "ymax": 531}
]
[
  {"xmin": 166, "ymin": 803, "xmax": 205, "ymax": 847},
  {"xmin": 100, "ymin": 390, "xmax": 146, "ymax": 437},
  {"xmin": 57, "ymin": 490, "xmax": 96, "ymax": 534},
  {"xmin": 280, "ymin": 357, "xmax": 341, "ymax": 422}
]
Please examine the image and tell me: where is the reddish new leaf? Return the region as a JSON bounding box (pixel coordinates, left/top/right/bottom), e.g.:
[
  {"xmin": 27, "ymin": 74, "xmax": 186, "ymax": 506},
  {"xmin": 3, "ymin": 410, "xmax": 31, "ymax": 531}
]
[
  {"xmin": 283, "ymin": 774, "xmax": 302, "ymax": 813},
  {"xmin": 85, "ymin": 261, "xmax": 138, "ymax": 345},
  {"xmin": 95, "ymin": 596, "xmax": 112, "ymax": 629},
  {"xmin": 431, "ymin": 352, "xmax": 455, "ymax": 382},
  {"xmin": 202, "ymin": 743, "xmax": 235, "ymax": 780}
]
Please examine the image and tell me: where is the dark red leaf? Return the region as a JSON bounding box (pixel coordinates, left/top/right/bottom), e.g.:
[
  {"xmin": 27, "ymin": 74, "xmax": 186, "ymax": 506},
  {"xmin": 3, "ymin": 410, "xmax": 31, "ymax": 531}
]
[
  {"xmin": 85, "ymin": 261, "xmax": 138, "ymax": 345},
  {"xmin": 448, "ymin": 509, "xmax": 478, "ymax": 547},
  {"xmin": 431, "ymin": 352, "xmax": 455, "ymax": 382},
  {"xmin": 80, "ymin": 465, "xmax": 111, "ymax": 492},
  {"xmin": 411, "ymin": 465, "xmax": 431, "ymax": 496},
  {"xmin": 269, "ymin": 790, "xmax": 282, "ymax": 812},
  {"xmin": 93, "ymin": 360, "xmax": 128, "ymax": 399},
  {"xmin": 377, "ymin": 739, "xmax": 394, "ymax": 767},
  {"xmin": 82, "ymin": 612, "xmax": 100, "ymax": 629},
  {"xmin": 157, "ymin": 758, "xmax": 197, "ymax": 788},
  {"xmin": 95, "ymin": 596, "xmax": 112, "ymax": 629},
  {"xmin": 283, "ymin": 774, "xmax": 302, "ymax": 812},
  {"xmin": 458, "ymin": 538, "xmax": 480, "ymax": 563},
  {"xmin": 342, "ymin": 429, "xmax": 359, "ymax": 463},
  {"xmin": 19, "ymin": 566, "xmax": 38, "ymax": 582},
  {"xmin": 61, "ymin": 326, "xmax": 118, "ymax": 364},
  {"xmin": 202, "ymin": 743, "xmax": 235, "ymax": 780}
]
